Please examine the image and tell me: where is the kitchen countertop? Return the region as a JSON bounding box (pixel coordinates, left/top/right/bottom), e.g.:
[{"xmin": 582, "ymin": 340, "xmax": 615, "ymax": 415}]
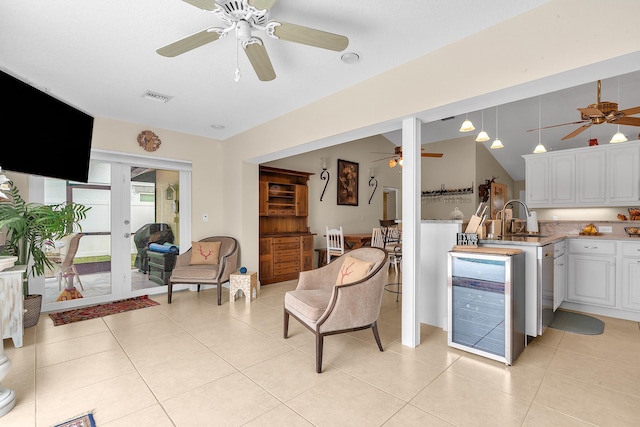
[{"xmin": 480, "ymin": 233, "xmax": 640, "ymax": 247}]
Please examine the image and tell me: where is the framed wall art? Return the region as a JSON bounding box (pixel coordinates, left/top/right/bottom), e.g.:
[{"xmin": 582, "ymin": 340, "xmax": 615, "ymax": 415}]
[
  {"xmin": 337, "ymin": 159, "xmax": 359, "ymax": 206},
  {"xmin": 490, "ymin": 182, "xmax": 507, "ymax": 219}
]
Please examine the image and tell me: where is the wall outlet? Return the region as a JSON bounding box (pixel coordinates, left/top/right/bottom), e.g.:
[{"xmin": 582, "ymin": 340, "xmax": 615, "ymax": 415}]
[
  {"xmin": 600, "ymin": 226, "xmax": 612, "ymax": 233},
  {"xmin": 202, "ymin": 214, "xmax": 208, "ymax": 222}
]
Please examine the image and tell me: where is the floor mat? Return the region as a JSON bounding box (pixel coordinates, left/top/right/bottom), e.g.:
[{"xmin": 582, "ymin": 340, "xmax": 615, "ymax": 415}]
[
  {"xmin": 53, "ymin": 411, "xmax": 96, "ymax": 427},
  {"xmin": 48, "ymin": 295, "xmax": 159, "ymax": 326},
  {"xmin": 549, "ymin": 310, "xmax": 604, "ymax": 335}
]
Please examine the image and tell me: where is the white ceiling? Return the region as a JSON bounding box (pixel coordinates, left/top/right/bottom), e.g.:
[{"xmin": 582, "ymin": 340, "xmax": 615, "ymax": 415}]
[{"xmin": 2, "ymin": 0, "xmax": 640, "ymax": 182}]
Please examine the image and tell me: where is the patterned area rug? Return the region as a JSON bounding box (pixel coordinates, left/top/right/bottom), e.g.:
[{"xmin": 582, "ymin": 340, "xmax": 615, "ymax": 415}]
[
  {"xmin": 49, "ymin": 296, "xmax": 160, "ymax": 326},
  {"xmin": 53, "ymin": 411, "xmax": 96, "ymax": 427}
]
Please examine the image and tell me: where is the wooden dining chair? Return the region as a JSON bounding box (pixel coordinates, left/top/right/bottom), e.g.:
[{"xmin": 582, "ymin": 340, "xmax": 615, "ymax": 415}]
[{"xmin": 325, "ymin": 226, "xmax": 345, "ymax": 264}]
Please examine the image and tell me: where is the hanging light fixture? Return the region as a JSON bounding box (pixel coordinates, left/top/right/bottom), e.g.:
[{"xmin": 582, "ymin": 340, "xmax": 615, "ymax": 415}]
[
  {"xmin": 610, "ymin": 128, "xmax": 627, "ymax": 143},
  {"xmin": 490, "ymin": 106, "xmax": 504, "ymax": 149},
  {"xmin": 610, "ymin": 77, "xmax": 627, "ymax": 143},
  {"xmin": 475, "ymin": 109, "xmax": 490, "ymax": 142},
  {"xmin": 533, "ymin": 96, "xmax": 547, "ymax": 153},
  {"xmin": 459, "ymin": 113, "xmax": 475, "ymax": 132}
]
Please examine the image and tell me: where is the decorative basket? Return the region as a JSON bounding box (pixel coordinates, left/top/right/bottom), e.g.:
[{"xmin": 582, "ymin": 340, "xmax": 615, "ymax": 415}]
[{"xmin": 23, "ymin": 294, "xmax": 43, "ymax": 328}]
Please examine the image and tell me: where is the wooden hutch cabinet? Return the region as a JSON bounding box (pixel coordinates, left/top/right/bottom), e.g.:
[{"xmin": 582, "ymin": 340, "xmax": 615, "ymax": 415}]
[{"xmin": 259, "ymin": 166, "xmax": 315, "ymax": 285}]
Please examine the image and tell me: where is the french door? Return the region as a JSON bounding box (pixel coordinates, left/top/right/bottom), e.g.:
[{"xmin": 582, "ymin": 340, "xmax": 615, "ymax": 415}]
[{"xmin": 34, "ymin": 150, "xmax": 191, "ymax": 312}]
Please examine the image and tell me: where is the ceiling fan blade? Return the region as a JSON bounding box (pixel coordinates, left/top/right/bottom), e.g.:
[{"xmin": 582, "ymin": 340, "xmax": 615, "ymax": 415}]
[
  {"xmin": 561, "ymin": 124, "xmax": 591, "ymax": 140},
  {"xmin": 181, "ymin": 0, "xmax": 218, "ymax": 11},
  {"xmin": 617, "ymin": 106, "xmax": 640, "ymax": 116},
  {"xmin": 270, "ymin": 21, "xmax": 349, "ymax": 51},
  {"xmin": 157, "ymin": 28, "xmax": 223, "ymax": 57},
  {"xmin": 372, "ymin": 156, "xmax": 396, "ymax": 162},
  {"xmin": 243, "ymin": 38, "xmax": 276, "ymax": 81},
  {"xmin": 526, "ymin": 120, "xmax": 589, "ymax": 132},
  {"xmin": 613, "ymin": 117, "xmax": 640, "ymax": 126},
  {"xmin": 248, "ymin": 0, "xmax": 277, "ymax": 10},
  {"xmin": 421, "ymin": 153, "xmax": 444, "ymax": 158},
  {"xmin": 578, "ymin": 107, "xmax": 604, "ymax": 118}
]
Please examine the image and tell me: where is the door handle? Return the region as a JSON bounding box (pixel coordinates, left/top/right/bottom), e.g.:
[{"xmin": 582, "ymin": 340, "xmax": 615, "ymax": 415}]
[{"xmin": 124, "ymin": 233, "xmax": 131, "ymax": 238}]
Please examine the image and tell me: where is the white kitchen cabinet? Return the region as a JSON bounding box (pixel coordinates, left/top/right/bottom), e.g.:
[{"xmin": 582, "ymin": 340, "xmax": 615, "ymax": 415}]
[
  {"xmin": 549, "ymin": 153, "xmax": 575, "ymax": 205},
  {"xmin": 567, "ymin": 239, "xmax": 616, "ymax": 307},
  {"xmin": 524, "ymin": 155, "xmax": 548, "ymax": 206},
  {"xmin": 576, "ymin": 149, "xmax": 606, "ymax": 205},
  {"xmin": 607, "ymin": 143, "xmax": 640, "ymax": 204},
  {"xmin": 553, "ymin": 240, "xmax": 566, "ymax": 310},
  {"xmin": 524, "ymin": 140, "xmax": 640, "ymax": 208},
  {"xmin": 621, "ymin": 241, "xmax": 640, "ymax": 311}
]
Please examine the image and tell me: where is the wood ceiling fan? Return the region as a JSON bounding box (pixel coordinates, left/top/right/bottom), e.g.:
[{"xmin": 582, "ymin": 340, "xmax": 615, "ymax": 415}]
[
  {"xmin": 527, "ymin": 80, "xmax": 640, "ymax": 140},
  {"xmin": 373, "ymin": 146, "xmax": 443, "ymax": 168},
  {"xmin": 156, "ymin": 0, "xmax": 349, "ymax": 81}
]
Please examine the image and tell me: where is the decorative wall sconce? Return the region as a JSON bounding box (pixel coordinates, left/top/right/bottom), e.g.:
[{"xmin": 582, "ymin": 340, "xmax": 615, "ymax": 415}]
[
  {"xmin": 368, "ymin": 168, "xmax": 378, "ymax": 204},
  {"xmin": 165, "ymin": 184, "xmax": 176, "ymax": 200},
  {"xmin": 319, "ymin": 157, "xmax": 330, "ymax": 201}
]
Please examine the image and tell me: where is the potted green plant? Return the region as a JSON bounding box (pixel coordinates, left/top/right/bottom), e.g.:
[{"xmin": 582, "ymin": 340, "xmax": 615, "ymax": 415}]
[{"xmin": 0, "ymin": 180, "xmax": 90, "ymax": 327}]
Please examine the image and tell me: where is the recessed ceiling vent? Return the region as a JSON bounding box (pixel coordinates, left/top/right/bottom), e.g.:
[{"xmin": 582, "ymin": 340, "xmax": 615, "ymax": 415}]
[{"xmin": 142, "ymin": 90, "xmax": 172, "ymax": 103}]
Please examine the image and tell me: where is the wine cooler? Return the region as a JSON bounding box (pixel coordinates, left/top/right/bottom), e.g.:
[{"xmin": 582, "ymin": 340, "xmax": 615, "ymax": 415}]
[{"xmin": 447, "ymin": 249, "xmax": 525, "ymax": 365}]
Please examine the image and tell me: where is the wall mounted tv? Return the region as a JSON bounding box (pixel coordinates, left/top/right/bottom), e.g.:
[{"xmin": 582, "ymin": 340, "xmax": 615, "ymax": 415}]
[{"xmin": 1, "ymin": 69, "xmax": 94, "ymax": 183}]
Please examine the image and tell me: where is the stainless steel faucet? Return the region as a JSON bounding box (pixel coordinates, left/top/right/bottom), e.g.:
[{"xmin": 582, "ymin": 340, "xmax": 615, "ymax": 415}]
[{"xmin": 500, "ymin": 199, "xmax": 538, "ymax": 237}]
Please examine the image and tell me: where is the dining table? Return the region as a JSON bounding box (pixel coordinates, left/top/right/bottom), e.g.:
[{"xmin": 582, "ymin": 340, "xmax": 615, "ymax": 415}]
[{"xmin": 343, "ymin": 233, "xmax": 373, "ymax": 249}]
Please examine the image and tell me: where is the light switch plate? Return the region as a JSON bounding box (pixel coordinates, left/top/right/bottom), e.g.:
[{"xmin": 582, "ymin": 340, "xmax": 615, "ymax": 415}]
[{"xmin": 600, "ymin": 226, "xmax": 612, "ymax": 233}]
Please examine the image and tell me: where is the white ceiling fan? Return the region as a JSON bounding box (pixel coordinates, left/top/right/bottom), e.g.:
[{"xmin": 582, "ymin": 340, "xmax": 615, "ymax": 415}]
[{"xmin": 156, "ymin": 0, "xmax": 349, "ymax": 81}]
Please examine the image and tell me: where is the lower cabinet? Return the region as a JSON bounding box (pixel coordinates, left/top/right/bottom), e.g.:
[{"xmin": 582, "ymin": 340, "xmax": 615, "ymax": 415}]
[
  {"xmin": 565, "ymin": 238, "xmax": 640, "ymax": 320},
  {"xmin": 567, "ymin": 239, "xmax": 616, "ymax": 307},
  {"xmin": 259, "ymin": 234, "xmax": 314, "ymax": 285},
  {"xmin": 621, "ymin": 241, "xmax": 640, "ymax": 311}
]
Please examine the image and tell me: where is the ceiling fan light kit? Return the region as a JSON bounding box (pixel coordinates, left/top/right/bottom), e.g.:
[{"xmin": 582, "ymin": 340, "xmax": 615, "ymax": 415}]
[{"xmin": 156, "ymin": 0, "xmax": 349, "ymax": 82}]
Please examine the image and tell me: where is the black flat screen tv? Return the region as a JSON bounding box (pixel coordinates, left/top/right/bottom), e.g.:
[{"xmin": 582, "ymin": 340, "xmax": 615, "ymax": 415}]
[{"xmin": 1, "ymin": 69, "xmax": 94, "ymax": 183}]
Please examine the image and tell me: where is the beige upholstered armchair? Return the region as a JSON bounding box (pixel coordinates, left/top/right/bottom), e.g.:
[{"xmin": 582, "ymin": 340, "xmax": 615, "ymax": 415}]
[
  {"xmin": 168, "ymin": 236, "xmax": 239, "ymax": 305},
  {"xmin": 284, "ymin": 247, "xmax": 389, "ymax": 373}
]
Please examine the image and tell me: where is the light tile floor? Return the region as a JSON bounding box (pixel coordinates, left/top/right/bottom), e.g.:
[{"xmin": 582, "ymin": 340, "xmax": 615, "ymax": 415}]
[{"xmin": 3, "ymin": 273, "xmax": 640, "ymax": 426}]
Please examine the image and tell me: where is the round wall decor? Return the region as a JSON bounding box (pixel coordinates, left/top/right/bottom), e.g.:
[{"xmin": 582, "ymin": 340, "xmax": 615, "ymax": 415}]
[{"xmin": 137, "ymin": 130, "xmax": 161, "ymax": 152}]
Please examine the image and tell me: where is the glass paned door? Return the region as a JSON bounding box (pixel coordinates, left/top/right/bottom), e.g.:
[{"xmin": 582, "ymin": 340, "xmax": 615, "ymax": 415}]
[{"xmin": 40, "ymin": 153, "xmax": 190, "ymax": 312}]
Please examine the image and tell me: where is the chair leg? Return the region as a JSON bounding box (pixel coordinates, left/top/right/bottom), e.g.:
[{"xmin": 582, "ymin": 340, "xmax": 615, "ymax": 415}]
[
  {"xmin": 217, "ymin": 283, "xmax": 222, "ymax": 305},
  {"xmin": 72, "ymin": 265, "xmax": 84, "ymax": 290},
  {"xmin": 167, "ymin": 282, "xmax": 173, "ymax": 304},
  {"xmin": 316, "ymin": 333, "xmax": 324, "ymax": 373},
  {"xmin": 283, "ymin": 310, "xmax": 289, "ymax": 338},
  {"xmin": 372, "ymin": 321, "xmax": 384, "ymax": 352}
]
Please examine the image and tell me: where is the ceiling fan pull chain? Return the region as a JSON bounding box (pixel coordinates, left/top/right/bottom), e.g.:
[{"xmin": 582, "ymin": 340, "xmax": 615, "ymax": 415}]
[{"xmin": 234, "ymin": 36, "xmax": 241, "ymax": 83}]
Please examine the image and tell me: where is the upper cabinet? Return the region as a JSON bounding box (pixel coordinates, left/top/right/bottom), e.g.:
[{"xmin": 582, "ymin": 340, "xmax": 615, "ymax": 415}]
[{"xmin": 524, "ymin": 140, "xmax": 640, "ymax": 208}]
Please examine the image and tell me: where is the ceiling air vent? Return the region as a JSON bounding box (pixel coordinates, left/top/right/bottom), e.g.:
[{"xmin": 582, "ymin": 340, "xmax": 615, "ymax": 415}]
[{"xmin": 142, "ymin": 90, "xmax": 172, "ymax": 103}]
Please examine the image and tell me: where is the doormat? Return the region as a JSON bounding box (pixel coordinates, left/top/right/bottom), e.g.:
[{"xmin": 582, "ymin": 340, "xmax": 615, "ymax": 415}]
[
  {"xmin": 53, "ymin": 411, "xmax": 96, "ymax": 427},
  {"xmin": 549, "ymin": 310, "xmax": 605, "ymax": 335},
  {"xmin": 49, "ymin": 296, "xmax": 159, "ymax": 326}
]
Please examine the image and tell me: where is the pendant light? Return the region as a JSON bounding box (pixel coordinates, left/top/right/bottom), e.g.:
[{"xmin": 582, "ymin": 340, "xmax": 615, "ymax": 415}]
[
  {"xmin": 490, "ymin": 106, "xmax": 504, "ymax": 149},
  {"xmin": 533, "ymin": 96, "xmax": 547, "ymax": 153},
  {"xmin": 610, "ymin": 77, "xmax": 627, "ymax": 143},
  {"xmin": 459, "ymin": 113, "xmax": 475, "ymax": 132},
  {"xmin": 475, "ymin": 109, "xmax": 490, "ymax": 142}
]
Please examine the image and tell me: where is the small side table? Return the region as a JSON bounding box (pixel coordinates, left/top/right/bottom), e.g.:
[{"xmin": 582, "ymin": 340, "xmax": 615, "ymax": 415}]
[{"xmin": 229, "ymin": 271, "xmax": 258, "ymax": 305}]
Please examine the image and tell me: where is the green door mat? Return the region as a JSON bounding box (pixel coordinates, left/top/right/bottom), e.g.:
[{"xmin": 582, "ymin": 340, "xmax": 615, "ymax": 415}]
[{"xmin": 549, "ymin": 310, "xmax": 604, "ymax": 335}]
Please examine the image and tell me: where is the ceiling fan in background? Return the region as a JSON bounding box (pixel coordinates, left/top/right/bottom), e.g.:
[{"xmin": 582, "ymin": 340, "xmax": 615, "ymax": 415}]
[
  {"xmin": 373, "ymin": 146, "xmax": 443, "ymax": 168},
  {"xmin": 527, "ymin": 80, "xmax": 640, "ymax": 140},
  {"xmin": 156, "ymin": 0, "xmax": 349, "ymax": 81}
]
